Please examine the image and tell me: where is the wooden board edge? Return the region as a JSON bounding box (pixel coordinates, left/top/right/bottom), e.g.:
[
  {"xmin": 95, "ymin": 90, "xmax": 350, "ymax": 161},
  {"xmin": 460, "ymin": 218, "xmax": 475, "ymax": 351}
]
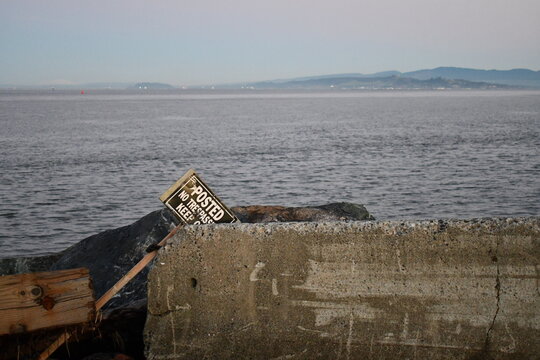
[
  {"xmin": 159, "ymin": 168, "xmax": 196, "ymax": 202},
  {"xmin": 0, "ymin": 267, "xmax": 90, "ymax": 283},
  {"xmin": 0, "ymin": 267, "xmax": 96, "ymax": 336}
]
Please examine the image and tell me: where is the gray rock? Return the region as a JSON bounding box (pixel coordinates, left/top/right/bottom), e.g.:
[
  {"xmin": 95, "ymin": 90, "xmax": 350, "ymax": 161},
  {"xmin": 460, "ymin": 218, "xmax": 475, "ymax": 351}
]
[
  {"xmin": 0, "ymin": 253, "xmax": 62, "ymax": 276},
  {"xmin": 49, "ymin": 209, "xmax": 178, "ymax": 309},
  {"xmin": 231, "ymin": 202, "xmax": 374, "ymax": 223},
  {"xmin": 0, "ymin": 203, "xmax": 373, "ymax": 358},
  {"xmin": 1, "ymin": 203, "xmax": 372, "ymax": 310}
]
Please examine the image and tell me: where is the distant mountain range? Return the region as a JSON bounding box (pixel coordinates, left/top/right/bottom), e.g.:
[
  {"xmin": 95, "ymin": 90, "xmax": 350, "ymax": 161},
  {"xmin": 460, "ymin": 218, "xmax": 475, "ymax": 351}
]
[
  {"xmin": 403, "ymin": 67, "xmax": 540, "ymax": 87},
  {"xmin": 226, "ymin": 67, "xmax": 540, "ymax": 89},
  {"xmin": 1, "ymin": 67, "xmax": 539, "ymax": 89},
  {"xmin": 244, "ymin": 75, "xmax": 510, "ymax": 90}
]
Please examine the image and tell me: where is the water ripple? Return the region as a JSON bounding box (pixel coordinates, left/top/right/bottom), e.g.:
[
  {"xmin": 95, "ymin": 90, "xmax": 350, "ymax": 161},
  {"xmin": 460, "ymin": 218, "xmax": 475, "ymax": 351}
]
[{"xmin": 1, "ymin": 89, "xmax": 539, "ymax": 257}]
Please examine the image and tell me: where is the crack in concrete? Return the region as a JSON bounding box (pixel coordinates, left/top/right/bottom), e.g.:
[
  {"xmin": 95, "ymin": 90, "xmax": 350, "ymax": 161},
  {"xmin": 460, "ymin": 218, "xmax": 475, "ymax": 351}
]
[
  {"xmin": 148, "ymin": 309, "xmax": 177, "ymax": 317},
  {"xmin": 148, "ymin": 304, "xmax": 192, "ymax": 318},
  {"xmin": 535, "ymin": 264, "xmax": 540, "ymax": 297},
  {"xmin": 346, "ymin": 311, "xmax": 354, "ymax": 360},
  {"xmin": 484, "ymin": 237, "xmax": 501, "ymax": 352}
]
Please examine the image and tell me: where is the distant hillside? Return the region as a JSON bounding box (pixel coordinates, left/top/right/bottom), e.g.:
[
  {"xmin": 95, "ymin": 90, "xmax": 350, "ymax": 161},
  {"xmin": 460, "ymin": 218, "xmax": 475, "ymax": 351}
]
[
  {"xmin": 2, "ymin": 67, "xmax": 538, "ymax": 90},
  {"xmin": 269, "ymin": 71, "xmax": 402, "ymax": 83},
  {"xmin": 403, "ymin": 67, "xmax": 540, "ymax": 87},
  {"xmin": 242, "ymin": 75, "xmax": 511, "ymax": 90},
  {"xmin": 133, "ymin": 82, "xmax": 174, "ymax": 89},
  {"xmin": 225, "ymin": 67, "xmax": 540, "ymax": 89}
]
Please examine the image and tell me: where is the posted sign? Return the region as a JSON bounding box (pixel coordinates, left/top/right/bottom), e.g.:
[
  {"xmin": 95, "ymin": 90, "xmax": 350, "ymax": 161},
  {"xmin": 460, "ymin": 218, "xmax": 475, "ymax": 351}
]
[{"xmin": 159, "ymin": 169, "xmax": 238, "ymax": 225}]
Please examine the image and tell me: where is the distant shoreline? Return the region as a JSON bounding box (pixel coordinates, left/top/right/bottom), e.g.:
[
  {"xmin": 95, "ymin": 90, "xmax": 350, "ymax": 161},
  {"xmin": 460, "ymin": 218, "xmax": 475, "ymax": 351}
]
[
  {"xmin": 3, "ymin": 67, "xmax": 540, "ymax": 90},
  {"xmin": 2, "ymin": 87, "xmax": 539, "ymax": 93}
]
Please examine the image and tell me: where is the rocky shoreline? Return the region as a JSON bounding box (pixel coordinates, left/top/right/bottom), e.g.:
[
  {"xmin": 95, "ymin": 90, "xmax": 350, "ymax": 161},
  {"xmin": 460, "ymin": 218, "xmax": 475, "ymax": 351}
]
[{"xmin": 0, "ymin": 203, "xmax": 373, "ymax": 360}]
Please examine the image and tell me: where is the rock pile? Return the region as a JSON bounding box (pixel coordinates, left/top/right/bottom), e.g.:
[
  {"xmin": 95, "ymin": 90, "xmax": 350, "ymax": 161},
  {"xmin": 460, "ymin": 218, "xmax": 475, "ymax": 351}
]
[{"xmin": 0, "ymin": 202, "xmax": 373, "ymax": 359}]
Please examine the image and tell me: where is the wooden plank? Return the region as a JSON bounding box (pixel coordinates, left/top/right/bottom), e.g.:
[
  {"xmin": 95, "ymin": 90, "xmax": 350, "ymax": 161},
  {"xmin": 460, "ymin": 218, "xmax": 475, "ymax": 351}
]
[
  {"xmin": 159, "ymin": 168, "xmax": 196, "ymax": 203},
  {"xmin": 95, "ymin": 223, "xmax": 184, "ymax": 310},
  {"xmin": 0, "ymin": 268, "xmax": 95, "ymax": 335},
  {"xmin": 37, "ymin": 224, "xmax": 184, "ymax": 360},
  {"xmin": 39, "ymin": 170, "xmax": 238, "ymax": 360}
]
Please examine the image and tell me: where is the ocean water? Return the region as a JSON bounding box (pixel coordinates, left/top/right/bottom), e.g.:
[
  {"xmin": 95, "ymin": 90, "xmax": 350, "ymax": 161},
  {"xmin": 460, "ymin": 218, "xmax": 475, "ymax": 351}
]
[{"xmin": 1, "ymin": 89, "xmax": 539, "ymax": 258}]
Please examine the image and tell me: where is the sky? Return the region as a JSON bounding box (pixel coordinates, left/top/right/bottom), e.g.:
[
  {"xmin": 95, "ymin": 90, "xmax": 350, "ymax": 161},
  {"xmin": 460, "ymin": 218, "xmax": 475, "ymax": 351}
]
[{"xmin": 1, "ymin": 0, "xmax": 539, "ymax": 86}]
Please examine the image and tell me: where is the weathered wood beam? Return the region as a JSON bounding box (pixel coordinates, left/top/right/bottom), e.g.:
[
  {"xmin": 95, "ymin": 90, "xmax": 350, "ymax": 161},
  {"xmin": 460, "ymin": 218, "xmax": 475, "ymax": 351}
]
[{"xmin": 0, "ymin": 268, "xmax": 95, "ymax": 335}]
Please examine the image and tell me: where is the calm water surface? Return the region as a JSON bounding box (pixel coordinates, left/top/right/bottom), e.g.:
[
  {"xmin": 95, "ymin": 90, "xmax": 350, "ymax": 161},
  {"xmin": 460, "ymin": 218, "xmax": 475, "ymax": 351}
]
[{"xmin": 1, "ymin": 89, "xmax": 539, "ymax": 257}]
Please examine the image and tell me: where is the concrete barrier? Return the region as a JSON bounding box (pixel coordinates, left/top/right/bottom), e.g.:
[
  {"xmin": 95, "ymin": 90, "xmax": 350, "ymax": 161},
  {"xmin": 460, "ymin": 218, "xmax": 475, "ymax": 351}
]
[{"xmin": 144, "ymin": 218, "xmax": 539, "ymax": 359}]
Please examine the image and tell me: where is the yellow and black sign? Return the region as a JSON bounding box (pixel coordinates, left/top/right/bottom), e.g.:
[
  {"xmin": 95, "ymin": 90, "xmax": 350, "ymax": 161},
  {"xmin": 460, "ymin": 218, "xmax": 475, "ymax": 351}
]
[{"xmin": 159, "ymin": 169, "xmax": 238, "ymax": 225}]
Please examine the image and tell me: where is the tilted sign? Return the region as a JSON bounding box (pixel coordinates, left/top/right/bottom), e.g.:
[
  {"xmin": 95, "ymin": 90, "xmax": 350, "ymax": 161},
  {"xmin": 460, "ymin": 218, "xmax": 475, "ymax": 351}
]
[{"xmin": 159, "ymin": 169, "xmax": 238, "ymax": 225}]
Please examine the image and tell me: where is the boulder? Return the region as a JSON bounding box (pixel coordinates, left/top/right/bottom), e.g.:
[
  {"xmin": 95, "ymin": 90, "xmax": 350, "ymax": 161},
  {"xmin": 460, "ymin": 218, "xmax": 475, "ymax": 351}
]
[
  {"xmin": 1, "ymin": 203, "xmax": 373, "ymax": 309},
  {"xmin": 0, "ymin": 209, "xmax": 178, "ymax": 360},
  {"xmin": 49, "ymin": 209, "xmax": 178, "ymax": 309},
  {"xmin": 231, "ymin": 202, "xmax": 374, "ymax": 223},
  {"xmin": 0, "ymin": 253, "xmax": 62, "ymax": 276},
  {"xmin": 0, "ymin": 203, "xmax": 374, "ymax": 359}
]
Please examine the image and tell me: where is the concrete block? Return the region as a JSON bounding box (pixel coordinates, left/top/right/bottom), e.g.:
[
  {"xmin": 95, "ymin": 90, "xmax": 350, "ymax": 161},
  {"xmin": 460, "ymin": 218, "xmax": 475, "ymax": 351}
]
[{"xmin": 144, "ymin": 218, "xmax": 539, "ymax": 359}]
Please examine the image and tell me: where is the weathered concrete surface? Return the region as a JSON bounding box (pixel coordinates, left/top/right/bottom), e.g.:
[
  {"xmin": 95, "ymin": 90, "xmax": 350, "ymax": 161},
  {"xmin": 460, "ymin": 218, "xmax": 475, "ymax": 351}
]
[{"xmin": 145, "ymin": 218, "xmax": 540, "ymax": 360}]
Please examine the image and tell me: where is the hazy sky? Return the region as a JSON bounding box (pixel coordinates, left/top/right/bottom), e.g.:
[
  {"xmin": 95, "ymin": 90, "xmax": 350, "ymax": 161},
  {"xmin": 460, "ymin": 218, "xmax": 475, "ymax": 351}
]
[{"xmin": 1, "ymin": 0, "xmax": 539, "ymax": 85}]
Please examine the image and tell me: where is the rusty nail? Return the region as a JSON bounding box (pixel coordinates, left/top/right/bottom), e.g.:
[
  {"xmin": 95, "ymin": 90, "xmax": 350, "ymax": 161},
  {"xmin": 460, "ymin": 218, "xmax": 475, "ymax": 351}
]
[{"xmin": 41, "ymin": 296, "xmax": 56, "ymax": 310}]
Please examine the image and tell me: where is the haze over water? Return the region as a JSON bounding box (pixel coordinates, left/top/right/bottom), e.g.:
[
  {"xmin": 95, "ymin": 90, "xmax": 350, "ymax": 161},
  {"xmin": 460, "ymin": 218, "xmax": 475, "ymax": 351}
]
[{"xmin": 0, "ymin": 89, "xmax": 539, "ymax": 257}]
